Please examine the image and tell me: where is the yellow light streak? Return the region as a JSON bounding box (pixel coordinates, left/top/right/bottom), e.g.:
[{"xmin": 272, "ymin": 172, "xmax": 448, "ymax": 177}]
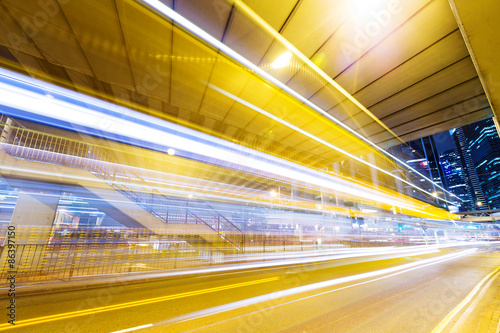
[
  {"xmin": 230, "ymin": 0, "xmax": 406, "ymax": 146},
  {"xmin": 0, "ymin": 276, "xmax": 279, "ymax": 330}
]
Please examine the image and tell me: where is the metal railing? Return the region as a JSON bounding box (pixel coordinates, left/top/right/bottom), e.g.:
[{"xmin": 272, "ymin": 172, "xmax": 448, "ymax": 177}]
[
  {"xmin": 0, "ymin": 226, "xmax": 343, "ymax": 284},
  {"xmin": 0, "ymin": 116, "xmax": 245, "ymax": 249}
]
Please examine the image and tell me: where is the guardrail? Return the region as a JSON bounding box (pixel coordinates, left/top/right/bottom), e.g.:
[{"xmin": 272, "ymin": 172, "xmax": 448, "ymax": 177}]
[
  {"xmin": 0, "ymin": 226, "xmax": 342, "ymax": 283},
  {"xmin": 0, "ymin": 224, "xmax": 456, "ymax": 284}
]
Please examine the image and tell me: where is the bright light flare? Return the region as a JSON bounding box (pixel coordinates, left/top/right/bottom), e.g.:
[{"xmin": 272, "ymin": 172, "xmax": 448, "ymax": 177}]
[
  {"xmin": 349, "ymin": 0, "xmax": 389, "ymax": 22},
  {"xmin": 271, "ymin": 51, "xmax": 292, "ymax": 69}
]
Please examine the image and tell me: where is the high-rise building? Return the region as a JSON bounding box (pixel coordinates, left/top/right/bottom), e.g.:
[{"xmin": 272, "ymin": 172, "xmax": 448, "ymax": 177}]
[
  {"xmin": 451, "ymin": 126, "xmax": 486, "ymax": 210},
  {"xmin": 388, "ymin": 137, "xmax": 447, "ymax": 207},
  {"xmin": 461, "ymin": 118, "xmax": 500, "ymax": 210},
  {"xmin": 388, "ymin": 118, "xmax": 500, "ymax": 212},
  {"xmin": 438, "ymin": 148, "xmax": 474, "ymax": 211}
]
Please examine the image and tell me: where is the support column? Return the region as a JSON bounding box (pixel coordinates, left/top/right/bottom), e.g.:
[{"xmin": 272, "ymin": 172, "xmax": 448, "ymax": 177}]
[
  {"xmin": 10, "ymin": 189, "xmax": 60, "ymax": 244},
  {"xmin": 0, "ymin": 117, "xmax": 13, "ymax": 143},
  {"xmin": 1, "ymin": 188, "xmax": 60, "ymax": 275}
]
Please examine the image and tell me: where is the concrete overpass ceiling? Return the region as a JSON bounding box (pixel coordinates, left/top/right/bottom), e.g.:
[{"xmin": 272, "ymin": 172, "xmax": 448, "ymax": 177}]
[
  {"xmin": 239, "ymin": 0, "xmax": 493, "ymax": 143},
  {"xmin": 0, "ymin": 0, "xmax": 493, "ymax": 176},
  {"xmin": 0, "ymin": 0, "xmax": 378, "ymax": 172},
  {"xmin": 448, "ymin": 0, "xmax": 500, "ymax": 130}
]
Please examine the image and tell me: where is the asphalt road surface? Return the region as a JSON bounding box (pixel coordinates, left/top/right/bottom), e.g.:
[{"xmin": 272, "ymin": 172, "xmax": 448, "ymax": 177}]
[{"xmin": 2, "ymin": 243, "xmax": 500, "ymax": 333}]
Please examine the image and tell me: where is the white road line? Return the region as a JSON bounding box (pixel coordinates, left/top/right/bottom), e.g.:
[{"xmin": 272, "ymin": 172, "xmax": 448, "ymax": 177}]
[
  {"xmin": 432, "ymin": 264, "xmax": 500, "ymax": 333},
  {"xmin": 110, "ymin": 323, "xmax": 153, "ymax": 333},
  {"xmin": 449, "ymin": 268, "xmax": 500, "ymax": 333}
]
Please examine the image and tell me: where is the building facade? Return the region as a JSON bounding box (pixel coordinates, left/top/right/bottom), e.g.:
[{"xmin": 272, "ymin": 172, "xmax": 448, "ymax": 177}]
[{"xmin": 460, "ymin": 118, "xmax": 500, "ymax": 210}]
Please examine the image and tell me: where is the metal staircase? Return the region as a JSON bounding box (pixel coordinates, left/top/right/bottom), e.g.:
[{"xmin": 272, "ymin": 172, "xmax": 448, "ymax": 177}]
[{"xmin": 0, "ymin": 115, "xmax": 245, "ymax": 250}]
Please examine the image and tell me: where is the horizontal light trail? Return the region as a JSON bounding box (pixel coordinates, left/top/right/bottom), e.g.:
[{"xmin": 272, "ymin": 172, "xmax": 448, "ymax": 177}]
[
  {"xmin": 40, "ymin": 244, "xmax": 474, "ymax": 290},
  {"xmin": 155, "ymin": 249, "xmax": 477, "ymax": 328},
  {"xmin": 111, "ymin": 324, "xmax": 153, "ymax": 333},
  {"xmin": 8, "ymin": 245, "xmax": 466, "ymax": 294},
  {"xmin": 228, "ymin": 0, "xmax": 458, "ymax": 202},
  {"xmin": 0, "ymin": 144, "xmax": 355, "ymax": 216},
  {"xmin": 0, "ymin": 69, "xmax": 453, "ymax": 219},
  {"xmin": 0, "ymin": 277, "xmax": 279, "ymax": 331},
  {"xmin": 210, "ymin": 84, "xmax": 456, "ymax": 206},
  {"xmin": 139, "ymin": 0, "xmax": 461, "ymax": 203}
]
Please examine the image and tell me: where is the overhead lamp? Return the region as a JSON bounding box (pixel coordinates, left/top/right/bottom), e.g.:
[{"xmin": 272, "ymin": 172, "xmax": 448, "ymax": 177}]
[
  {"xmin": 167, "ymin": 148, "xmax": 175, "ymax": 156},
  {"xmin": 270, "ymin": 190, "xmax": 278, "ymax": 197},
  {"xmin": 271, "ymin": 51, "xmax": 292, "ymax": 69}
]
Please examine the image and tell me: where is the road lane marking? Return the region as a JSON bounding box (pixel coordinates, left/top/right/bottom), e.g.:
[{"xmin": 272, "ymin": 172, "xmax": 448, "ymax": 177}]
[
  {"xmin": 0, "ymin": 276, "xmax": 279, "ymax": 331},
  {"xmin": 156, "ymin": 249, "xmax": 477, "ymax": 329},
  {"xmin": 111, "ymin": 323, "xmax": 153, "ymax": 333},
  {"xmin": 432, "ymin": 264, "xmax": 500, "ymax": 333},
  {"xmin": 301, "ymin": 276, "xmax": 442, "ymax": 333},
  {"xmin": 449, "ymin": 268, "xmax": 500, "ymax": 333}
]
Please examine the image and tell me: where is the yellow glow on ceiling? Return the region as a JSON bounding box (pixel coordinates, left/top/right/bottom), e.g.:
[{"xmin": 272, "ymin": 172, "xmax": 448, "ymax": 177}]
[
  {"xmin": 271, "ymin": 51, "xmax": 292, "ymax": 69},
  {"xmin": 349, "ymin": 0, "xmax": 393, "ymax": 23}
]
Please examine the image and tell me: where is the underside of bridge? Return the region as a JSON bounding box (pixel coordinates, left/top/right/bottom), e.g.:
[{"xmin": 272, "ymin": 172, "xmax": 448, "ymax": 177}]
[
  {"xmin": 0, "ymin": 0, "xmax": 498, "ymax": 221},
  {"xmin": 0, "ymin": 0, "xmax": 498, "ymax": 165}
]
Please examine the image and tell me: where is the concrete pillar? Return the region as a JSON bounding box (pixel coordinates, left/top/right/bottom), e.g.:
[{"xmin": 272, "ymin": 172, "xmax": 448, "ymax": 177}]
[
  {"xmin": 1, "ymin": 188, "xmax": 60, "ymax": 274},
  {"xmin": 0, "ymin": 117, "xmax": 13, "ymax": 143},
  {"xmin": 10, "ymin": 189, "xmax": 60, "ymax": 244}
]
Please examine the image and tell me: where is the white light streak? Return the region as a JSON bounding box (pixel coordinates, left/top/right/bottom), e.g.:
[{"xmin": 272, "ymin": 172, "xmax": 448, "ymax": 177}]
[
  {"xmin": 138, "ymin": 0, "xmax": 461, "ymax": 202},
  {"xmin": 155, "ymin": 249, "xmax": 476, "ymax": 327},
  {"xmin": 209, "ymin": 84, "xmax": 457, "ymax": 206}
]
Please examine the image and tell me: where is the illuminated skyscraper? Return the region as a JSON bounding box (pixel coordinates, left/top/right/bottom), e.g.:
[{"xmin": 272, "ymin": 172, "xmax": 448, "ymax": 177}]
[
  {"xmin": 450, "ymin": 127, "xmax": 485, "ymax": 210},
  {"xmin": 460, "ymin": 118, "xmax": 500, "ymax": 210},
  {"xmin": 438, "ymin": 148, "xmax": 474, "ymax": 211},
  {"xmin": 388, "ymin": 136, "xmax": 448, "ymax": 207}
]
